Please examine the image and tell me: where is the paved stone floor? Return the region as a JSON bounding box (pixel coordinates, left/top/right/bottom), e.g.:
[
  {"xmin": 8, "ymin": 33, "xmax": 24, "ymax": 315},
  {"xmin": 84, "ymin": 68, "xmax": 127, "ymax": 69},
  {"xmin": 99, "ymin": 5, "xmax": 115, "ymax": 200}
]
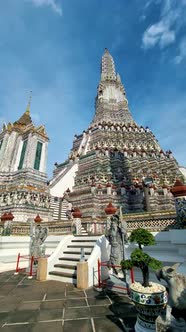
[{"xmin": 0, "ymin": 271, "xmax": 137, "ymax": 331}]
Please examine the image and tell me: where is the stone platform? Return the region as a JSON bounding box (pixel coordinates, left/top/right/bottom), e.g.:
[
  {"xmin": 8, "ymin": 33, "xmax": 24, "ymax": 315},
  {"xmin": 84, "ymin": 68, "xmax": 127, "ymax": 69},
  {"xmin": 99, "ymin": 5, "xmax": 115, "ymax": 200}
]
[{"xmin": 0, "ymin": 271, "xmax": 137, "ymax": 331}]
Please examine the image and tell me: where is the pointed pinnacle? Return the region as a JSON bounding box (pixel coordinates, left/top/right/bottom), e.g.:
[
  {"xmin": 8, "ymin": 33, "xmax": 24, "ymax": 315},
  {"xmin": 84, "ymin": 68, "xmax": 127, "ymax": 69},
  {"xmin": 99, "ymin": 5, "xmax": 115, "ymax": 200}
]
[{"xmin": 26, "ymin": 90, "xmax": 32, "ymax": 114}]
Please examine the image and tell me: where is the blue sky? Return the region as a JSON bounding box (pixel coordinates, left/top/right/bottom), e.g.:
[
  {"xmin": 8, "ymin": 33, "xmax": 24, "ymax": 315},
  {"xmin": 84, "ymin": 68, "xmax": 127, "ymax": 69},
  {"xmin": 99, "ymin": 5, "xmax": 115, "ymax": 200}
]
[{"xmin": 0, "ymin": 0, "xmax": 186, "ymax": 177}]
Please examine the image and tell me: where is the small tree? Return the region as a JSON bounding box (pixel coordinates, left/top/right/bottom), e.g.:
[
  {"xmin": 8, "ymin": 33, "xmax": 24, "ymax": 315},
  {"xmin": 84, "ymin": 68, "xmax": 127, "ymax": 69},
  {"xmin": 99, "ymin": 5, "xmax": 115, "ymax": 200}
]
[
  {"xmin": 129, "ymin": 228, "xmax": 155, "ymax": 249},
  {"xmin": 121, "ymin": 228, "xmax": 162, "ymax": 287}
]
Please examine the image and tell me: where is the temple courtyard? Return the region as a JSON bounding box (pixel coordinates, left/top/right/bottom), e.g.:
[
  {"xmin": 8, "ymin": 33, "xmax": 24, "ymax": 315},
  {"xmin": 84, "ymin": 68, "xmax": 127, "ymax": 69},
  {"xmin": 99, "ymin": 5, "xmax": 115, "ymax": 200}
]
[{"xmin": 0, "ymin": 270, "xmax": 136, "ymax": 332}]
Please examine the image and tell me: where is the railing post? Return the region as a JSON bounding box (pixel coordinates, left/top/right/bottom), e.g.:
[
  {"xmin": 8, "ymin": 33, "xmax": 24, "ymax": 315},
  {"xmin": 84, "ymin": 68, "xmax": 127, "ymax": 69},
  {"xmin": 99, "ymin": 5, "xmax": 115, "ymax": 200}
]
[
  {"xmin": 14, "ymin": 253, "xmax": 20, "ymax": 275},
  {"xmin": 98, "ymin": 259, "xmax": 101, "ymax": 288},
  {"xmin": 28, "ymin": 256, "xmax": 34, "ymax": 279}
]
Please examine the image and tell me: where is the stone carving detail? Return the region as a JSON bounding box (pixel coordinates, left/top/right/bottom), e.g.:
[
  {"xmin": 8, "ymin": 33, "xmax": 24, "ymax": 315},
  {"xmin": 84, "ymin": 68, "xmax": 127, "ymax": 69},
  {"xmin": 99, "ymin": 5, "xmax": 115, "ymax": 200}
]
[
  {"xmin": 0, "ymin": 191, "xmax": 50, "ymax": 208},
  {"xmin": 126, "ymin": 217, "xmax": 180, "ymax": 231},
  {"xmin": 175, "ymin": 197, "xmax": 186, "ymax": 224}
]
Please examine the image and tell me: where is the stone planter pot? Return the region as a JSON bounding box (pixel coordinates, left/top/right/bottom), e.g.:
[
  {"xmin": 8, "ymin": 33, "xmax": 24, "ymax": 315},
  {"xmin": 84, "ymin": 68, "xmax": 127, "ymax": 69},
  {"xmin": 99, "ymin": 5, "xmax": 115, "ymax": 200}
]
[{"xmin": 130, "ymin": 282, "xmax": 167, "ymax": 332}]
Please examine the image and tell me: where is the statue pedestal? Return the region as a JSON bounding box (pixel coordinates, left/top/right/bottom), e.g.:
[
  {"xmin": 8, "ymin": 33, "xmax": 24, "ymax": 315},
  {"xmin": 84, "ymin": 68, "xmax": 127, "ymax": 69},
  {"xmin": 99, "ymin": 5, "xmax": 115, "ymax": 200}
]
[
  {"xmin": 36, "ymin": 257, "xmax": 48, "ymax": 281},
  {"xmin": 77, "ymin": 261, "xmax": 88, "ymax": 289}
]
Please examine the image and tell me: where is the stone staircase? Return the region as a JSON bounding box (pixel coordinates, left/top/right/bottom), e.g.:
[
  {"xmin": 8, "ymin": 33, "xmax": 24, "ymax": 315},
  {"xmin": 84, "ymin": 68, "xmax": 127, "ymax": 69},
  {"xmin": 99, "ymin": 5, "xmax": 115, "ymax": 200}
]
[
  {"xmin": 80, "ymin": 226, "xmax": 88, "ymax": 236},
  {"xmin": 50, "ymin": 196, "xmax": 61, "ymax": 220},
  {"xmin": 50, "ymin": 197, "xmax": 69, "ymax": 221},
  {"xmin": 60, "ymin": 198, "xmax": 69, "ymax": 220},
  {"xmin": 49, "ymin": 235, "xmax": 100, "ymax": 284}
]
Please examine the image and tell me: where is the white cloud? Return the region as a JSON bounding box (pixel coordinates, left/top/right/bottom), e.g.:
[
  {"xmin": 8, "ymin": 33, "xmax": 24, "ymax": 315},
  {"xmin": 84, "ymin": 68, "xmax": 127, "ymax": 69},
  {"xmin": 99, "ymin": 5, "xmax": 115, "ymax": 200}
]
[
  {"xmin": 26, "ymin": 0, "xmax": 62, "ymax": 16},
  {"xmin": 142, "ymin": 0, "xmax": 186, "ymax": 49},
  {"xmin": 174, "ymin": 38, "xmax": 186, "ymax": 64},
  {"xmin": 142, "ymin": 21, "xmax": 175, "ymax": 48}
]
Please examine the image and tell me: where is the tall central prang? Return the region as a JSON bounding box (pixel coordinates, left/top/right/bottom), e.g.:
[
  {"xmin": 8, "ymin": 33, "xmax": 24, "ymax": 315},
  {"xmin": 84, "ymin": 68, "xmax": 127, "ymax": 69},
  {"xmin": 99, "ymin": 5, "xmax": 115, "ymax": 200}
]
[
  {"xmin": 92, "ymin": 48, "xmax": 134, "ymax": 125},
  {"xmin": 49, "ymin": 49, "xmax": 183, "ymax": 220}
]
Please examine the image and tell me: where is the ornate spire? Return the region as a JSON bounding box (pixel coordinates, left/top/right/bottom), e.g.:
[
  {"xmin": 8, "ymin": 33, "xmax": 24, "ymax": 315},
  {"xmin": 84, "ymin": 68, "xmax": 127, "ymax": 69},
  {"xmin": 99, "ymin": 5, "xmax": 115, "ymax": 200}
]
[
  {"xmin": 91, "ymin": 49, "xmax": 135, "ymax": 125},
  {"xmin": 25, "ymin": 91, "xmax": 32, "ymax": 115},
  {"xmin": 13, "ymin": 91, "xmax": 33, "ymax": 127},
  {"xmin": 101, "ymin": 48, "xmax": 116, "ymax": 81}
]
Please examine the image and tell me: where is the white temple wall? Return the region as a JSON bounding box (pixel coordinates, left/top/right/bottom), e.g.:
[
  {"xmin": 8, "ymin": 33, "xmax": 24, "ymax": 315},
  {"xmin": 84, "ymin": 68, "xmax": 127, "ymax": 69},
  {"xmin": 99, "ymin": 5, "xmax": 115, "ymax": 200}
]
[
  {"xmin": 24, "ymin": 133, "xmax": 37, "ymax": 169},
  {"xmin": 50, "ymin": 163, "xmax": 78, "ymax": 197},
  {"xmin": 12, "ymin": 135, "xmax": 22, "ymax": 171},
  {"xmin": 0, "ymin": 235, "xmax": 62, "ymax": 273},
  {"xmin": 40, "ymin": 141, "xmax": 48, "ymax": 173},
  {"xmin": 1, "ymin": 131, "xmax": 18, "ymax": 172},
  {"xmin": 0, "ymin": 133, "xmax": 9, "ymax": 167}
]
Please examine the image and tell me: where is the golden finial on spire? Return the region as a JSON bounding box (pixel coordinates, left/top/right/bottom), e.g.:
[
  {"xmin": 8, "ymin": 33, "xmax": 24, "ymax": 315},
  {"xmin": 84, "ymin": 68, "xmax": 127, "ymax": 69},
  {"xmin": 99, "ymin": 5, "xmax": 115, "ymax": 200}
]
[{"xmin": 26, "ymin": 90, "xmax": 32, "ymax": 114}]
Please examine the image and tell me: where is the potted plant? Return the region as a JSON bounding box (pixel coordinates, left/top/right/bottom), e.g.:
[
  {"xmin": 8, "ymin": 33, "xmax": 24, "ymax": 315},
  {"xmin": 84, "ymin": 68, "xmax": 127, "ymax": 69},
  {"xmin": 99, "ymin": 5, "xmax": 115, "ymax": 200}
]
[{"xmin": 121, "ymin": 228, "xmax": 167, "ymax": 332}]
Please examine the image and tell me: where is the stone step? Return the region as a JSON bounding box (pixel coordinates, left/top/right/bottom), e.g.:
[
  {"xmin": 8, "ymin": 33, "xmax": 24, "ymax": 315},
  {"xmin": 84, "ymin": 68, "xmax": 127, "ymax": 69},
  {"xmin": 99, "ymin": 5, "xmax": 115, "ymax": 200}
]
[
  {"xmin": 56, "ymin": 260, "xmax": 77, "ymax": 266},
  {"xmin": 59, "ymin": 257, "xmax": 87, "ymax": 262},
  {"xmin": 49, "ymin": 271, "xmax": 77, "ymax": 278},
  {"xmin": 71, "ymin": 239, "xmax": 97, "ymax": 243},
  {"xmin": 54, "ymin": 264, "xmax": 77, "ymax": 270},
  {"xmin": 65, "ymin": 247, "xmax": 92, "ymax": 253},
  {"xmin": 63, "ymin": 251, "xmax": 91, "ymax": 255},
  {"xmin": 74, "ymin": 234, "xmax": 100, "ymax": 237},
  {"xmin": 67, "ymin": 245, "xmax": 94, "ymax": 249},
  {"xmin": 52, "ymin": 266, "xmax": 77, "ymax": 275},
  {"xmin": 48, "ymin": 273, "xmax": 77, "ymax": 284},
  {"xmin": 62, "ymin": 253, "xmax": 90, "ymax": 260}
]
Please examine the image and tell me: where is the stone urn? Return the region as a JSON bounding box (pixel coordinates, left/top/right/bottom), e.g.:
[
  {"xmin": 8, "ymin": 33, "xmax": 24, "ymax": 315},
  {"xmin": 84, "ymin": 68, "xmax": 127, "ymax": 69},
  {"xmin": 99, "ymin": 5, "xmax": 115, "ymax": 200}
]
[
  {"xmin": 129, "ymin": 282, "xmax": 167, "ymax": 332},
  {"xmin": 34, "ymin": 214, "xmax": 42, "ymax": 224},
  {"xmin": 104, "ymin": 202, "xmax": 117, "ymax": 215},
  {"xmin": 72, "ymin": 207, "xmax": 82, "ymax": 219}
]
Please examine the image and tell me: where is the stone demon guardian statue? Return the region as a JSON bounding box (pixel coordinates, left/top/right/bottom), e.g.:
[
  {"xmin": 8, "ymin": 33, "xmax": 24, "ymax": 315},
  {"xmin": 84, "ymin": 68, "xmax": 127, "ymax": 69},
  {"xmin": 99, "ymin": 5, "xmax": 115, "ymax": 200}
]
[
  {"xmin": 156, "ymin": 263, "xmax": 186, "ymax": 331},
  {"xmin": 30, "ymin": 224, "xmax": 48, "ymax": 258},
  {"xmin": 106, "ymin": 214, "xmax": 127, "ymax": 277}
]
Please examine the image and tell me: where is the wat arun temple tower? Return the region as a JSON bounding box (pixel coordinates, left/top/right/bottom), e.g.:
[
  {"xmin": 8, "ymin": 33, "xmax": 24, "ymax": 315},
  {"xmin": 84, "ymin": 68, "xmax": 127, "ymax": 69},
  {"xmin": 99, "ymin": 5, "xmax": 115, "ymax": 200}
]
[
  {"xmin": 0, "ymin": 99, "xmax": 52, "ymax": 222},
  {"xmin": 50, "ymin": 49, "xmax": 183, "ymax": 220}
]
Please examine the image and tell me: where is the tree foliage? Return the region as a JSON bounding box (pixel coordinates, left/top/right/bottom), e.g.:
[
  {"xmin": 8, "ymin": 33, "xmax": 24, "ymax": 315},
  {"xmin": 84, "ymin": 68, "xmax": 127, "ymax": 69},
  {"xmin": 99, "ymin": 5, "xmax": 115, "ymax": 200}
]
[
  {"xmin": 121, "ymin": 228, "xmax": 162, "ymax": 287},
  {"xmin": 129, "ymin": 228, "xmax": 155, "ymax": 249},
  {"xmin": 121, "ymin": 249, "xmax": 162, "ymax": 271}
]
